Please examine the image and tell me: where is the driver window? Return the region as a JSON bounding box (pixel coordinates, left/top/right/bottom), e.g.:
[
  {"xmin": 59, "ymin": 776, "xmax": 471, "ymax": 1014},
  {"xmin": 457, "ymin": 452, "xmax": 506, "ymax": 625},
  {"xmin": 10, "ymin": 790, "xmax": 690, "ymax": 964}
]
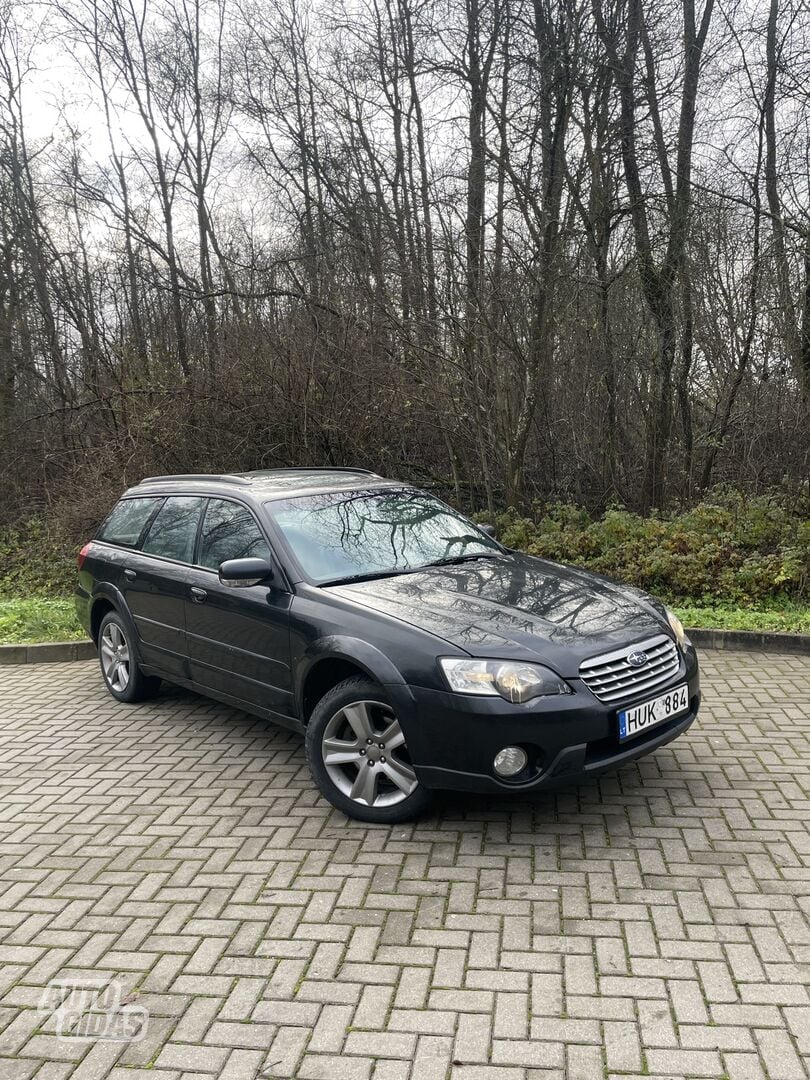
[{"xmin": 199, "ymin": 499, "xmax": 272, "ymax": 571}]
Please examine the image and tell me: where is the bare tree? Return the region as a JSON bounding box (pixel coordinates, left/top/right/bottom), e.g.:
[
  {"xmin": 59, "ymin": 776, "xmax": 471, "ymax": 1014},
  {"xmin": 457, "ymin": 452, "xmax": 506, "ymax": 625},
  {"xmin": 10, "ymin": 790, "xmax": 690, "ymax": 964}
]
[{"xmin": 0, "ymin": 0, "xmax": 806, "ymax": 524}]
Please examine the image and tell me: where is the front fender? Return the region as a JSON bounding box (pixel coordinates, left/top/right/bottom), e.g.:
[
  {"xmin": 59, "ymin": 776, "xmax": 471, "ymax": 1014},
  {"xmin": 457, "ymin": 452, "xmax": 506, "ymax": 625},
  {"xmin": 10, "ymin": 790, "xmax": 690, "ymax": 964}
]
[{"xmin": 295, "ymin": 635, "xmax": 417, "ymax": 722}]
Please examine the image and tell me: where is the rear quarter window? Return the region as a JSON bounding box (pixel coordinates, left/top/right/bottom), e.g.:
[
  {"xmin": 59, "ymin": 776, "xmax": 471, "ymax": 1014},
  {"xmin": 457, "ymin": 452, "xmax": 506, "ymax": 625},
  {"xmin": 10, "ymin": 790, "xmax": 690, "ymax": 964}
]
[{"xmin": 97, "ymin": 497, "xmax": 163, "ymax": 547}]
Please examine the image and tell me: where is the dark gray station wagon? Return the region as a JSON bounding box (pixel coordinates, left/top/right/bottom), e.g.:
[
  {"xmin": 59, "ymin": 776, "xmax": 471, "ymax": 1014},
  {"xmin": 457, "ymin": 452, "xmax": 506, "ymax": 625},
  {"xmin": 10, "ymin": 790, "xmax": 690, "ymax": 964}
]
[{"xmin": 76, "ymin": 469, "xmax": 700, "ymax": 822}]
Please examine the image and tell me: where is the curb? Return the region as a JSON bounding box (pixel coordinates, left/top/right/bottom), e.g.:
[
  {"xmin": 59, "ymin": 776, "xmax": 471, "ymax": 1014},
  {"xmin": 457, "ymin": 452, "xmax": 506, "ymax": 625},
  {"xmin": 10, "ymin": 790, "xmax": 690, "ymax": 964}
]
[
  {"xmin": 1, "ymin": 629, "xmax": 809, "ymax": 665},
  {"xmin": 0, "ymin": 640, "xmax": 97, "ymax": 666},
  {"xmin": 686, "ymin": 627, "xmax": 810, "ymax": 655}
]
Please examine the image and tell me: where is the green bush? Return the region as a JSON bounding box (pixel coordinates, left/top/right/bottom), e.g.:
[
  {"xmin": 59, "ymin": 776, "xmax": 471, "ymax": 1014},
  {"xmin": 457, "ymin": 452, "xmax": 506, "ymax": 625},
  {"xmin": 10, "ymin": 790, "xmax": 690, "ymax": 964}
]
[
  {"xmin": 489, "ymin": 490, "xmax": 809, "ymax": 606},
  {"xmin": 0, "ymin": 518, "xmax": 83, "ymax": 600}
]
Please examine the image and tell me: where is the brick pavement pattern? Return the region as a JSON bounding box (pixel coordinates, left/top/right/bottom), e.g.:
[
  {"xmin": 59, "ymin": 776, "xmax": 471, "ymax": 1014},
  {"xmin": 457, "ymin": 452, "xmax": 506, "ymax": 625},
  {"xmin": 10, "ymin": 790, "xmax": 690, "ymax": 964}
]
[{"xmin": 0, "ymin": 650, "xmax": 808, "ymax": 1080}]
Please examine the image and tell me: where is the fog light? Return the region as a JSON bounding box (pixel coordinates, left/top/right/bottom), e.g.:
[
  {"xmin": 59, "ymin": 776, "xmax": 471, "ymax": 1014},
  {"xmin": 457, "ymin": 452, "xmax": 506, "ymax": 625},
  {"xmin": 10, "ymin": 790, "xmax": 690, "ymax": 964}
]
[{"xmin": 493, "ymin": 746, "xmax": 528, "ymax": 777}]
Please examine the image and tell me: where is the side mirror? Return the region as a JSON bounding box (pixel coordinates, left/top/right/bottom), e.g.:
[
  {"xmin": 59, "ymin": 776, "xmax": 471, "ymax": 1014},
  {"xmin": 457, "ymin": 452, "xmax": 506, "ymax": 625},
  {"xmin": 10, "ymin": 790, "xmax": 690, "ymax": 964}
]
[
  {"xmin": 479, "ymin": 524, "xmax": 496, "ymax": 538},
  {"xmin": 218, "ymin": 557, "xmax": 274, "ymax": 588}
]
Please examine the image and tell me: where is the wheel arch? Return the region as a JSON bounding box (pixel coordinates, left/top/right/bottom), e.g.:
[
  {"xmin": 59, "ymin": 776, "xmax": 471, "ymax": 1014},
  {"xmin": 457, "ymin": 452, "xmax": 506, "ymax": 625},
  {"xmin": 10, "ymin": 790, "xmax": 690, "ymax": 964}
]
[
  {"xmin": 89, "ymin": 584, "xmax": 132, "ymax": 644},
  {"xmin": 297, "ymin": 637, "xmax": 415, "ymax": 724}
]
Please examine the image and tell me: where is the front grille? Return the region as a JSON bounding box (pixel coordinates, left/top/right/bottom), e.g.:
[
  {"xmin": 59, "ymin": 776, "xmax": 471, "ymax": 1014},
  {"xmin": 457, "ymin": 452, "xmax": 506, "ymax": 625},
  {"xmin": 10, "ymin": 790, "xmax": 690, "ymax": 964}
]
[{"xmin": 579, "ymin": 634, "xmax": 680, "ymax": 705}]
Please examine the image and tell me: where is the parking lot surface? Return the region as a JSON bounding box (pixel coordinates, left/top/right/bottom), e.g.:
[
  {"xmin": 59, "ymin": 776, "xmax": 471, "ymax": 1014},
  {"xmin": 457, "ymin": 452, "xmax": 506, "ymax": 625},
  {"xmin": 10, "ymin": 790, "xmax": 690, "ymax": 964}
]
[{"xmin": 0, "ymin": 650, "xmax": 808, "ymax": 1080}]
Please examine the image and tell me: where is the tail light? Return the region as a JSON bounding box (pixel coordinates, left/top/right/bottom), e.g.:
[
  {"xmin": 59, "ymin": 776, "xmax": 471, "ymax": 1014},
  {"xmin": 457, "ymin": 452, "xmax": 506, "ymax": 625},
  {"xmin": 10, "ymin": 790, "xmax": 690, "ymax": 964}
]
[{"xmin": 77, "ymin": 542, "xmax": 92, "ymax": 570}]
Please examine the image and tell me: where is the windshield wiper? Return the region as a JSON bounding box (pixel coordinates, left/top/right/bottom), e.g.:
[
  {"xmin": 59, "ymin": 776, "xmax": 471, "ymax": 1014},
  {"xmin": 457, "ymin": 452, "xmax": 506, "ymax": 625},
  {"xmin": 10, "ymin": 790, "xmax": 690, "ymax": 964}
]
[
  {"xmin": 321, "ymin": 551, "xmax": 505, "ymax": 586},
  {"xmin": 420, "ymin": 552, "xmax": 505, "ymax": 569},
  {"xmin": 320, "ymin": 568, "xmax": 411, "ymax": 586}
]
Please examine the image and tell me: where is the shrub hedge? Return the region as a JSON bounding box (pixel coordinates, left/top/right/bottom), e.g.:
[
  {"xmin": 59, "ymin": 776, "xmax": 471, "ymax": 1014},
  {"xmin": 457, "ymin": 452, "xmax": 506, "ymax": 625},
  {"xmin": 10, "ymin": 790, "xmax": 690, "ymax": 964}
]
[
  {"xmin": 488, "ymin": 489, "xmax": 808, "ymax": 605},
  {"xmin": 0, "ymin": 518, "xmax": 81, "ymax": 600}
]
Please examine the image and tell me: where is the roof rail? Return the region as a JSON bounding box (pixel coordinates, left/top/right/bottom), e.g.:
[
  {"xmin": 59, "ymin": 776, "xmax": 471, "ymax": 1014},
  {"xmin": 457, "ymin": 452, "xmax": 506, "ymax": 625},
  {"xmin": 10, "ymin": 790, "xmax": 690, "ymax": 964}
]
[
  {"xmin": 138, "ymin": 473, "xmax": 252, "ymax": 486},
  {"xmin": 242, "ymin": 467, "xmax": 380, "ymax": 477}
]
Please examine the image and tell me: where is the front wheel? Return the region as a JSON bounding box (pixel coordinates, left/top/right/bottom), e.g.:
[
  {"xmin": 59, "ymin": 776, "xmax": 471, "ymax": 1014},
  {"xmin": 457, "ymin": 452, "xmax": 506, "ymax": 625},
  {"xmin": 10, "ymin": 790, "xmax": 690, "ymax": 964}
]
[
  {"xmin": 305, "ymin": 676, "xmax": 433, "ymax": 823},
  {"xmin": 98, "ymin": 611, "xmax": 162, "ymax": 703}
]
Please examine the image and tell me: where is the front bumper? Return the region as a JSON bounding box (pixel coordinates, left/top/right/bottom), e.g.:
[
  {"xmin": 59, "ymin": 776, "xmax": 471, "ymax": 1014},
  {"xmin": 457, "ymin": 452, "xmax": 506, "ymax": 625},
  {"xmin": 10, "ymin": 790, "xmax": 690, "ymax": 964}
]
[{"xmin": 403, "ymin": 644, "xmax": 700, "ymax": 794}]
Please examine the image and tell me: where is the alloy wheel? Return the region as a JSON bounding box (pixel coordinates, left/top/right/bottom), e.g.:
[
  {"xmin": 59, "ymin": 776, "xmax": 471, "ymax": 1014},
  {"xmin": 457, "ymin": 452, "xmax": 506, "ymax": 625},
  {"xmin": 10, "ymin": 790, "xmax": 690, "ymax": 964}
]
[
  {"xmin": 100, "ymin": 621, "xmax": 131, "ymax": 693},
  {"xmin": 321, "ymin": 700, "xmax": 418, "ymax": 808}
]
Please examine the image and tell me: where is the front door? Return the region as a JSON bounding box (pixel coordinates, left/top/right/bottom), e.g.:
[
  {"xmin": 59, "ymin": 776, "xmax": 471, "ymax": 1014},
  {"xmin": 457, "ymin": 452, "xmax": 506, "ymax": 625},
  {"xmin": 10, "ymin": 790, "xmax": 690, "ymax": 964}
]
[{"xmin": 185, "ymin": 497, "xmax": 294, "ymax": 717}]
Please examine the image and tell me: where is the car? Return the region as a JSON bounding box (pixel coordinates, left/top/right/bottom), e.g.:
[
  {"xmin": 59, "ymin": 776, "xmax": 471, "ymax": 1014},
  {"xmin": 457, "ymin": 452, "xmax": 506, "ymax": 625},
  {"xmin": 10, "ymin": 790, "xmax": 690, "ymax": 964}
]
[{"xmin": 76, "ymin": 468, "xmax": 700, "ymax": 822}]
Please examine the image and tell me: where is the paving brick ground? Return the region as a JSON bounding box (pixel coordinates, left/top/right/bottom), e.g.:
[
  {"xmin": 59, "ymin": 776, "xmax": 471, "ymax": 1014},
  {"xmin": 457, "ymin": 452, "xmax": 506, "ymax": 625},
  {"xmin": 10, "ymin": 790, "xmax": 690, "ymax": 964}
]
[{"xmin": 0, "ymin": 649, "xmax": 808, "ymax": 1080}]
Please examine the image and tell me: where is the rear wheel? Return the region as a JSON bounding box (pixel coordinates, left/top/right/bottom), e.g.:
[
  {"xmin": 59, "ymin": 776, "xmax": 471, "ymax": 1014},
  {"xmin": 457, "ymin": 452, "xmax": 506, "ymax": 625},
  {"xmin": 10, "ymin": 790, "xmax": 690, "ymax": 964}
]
[
  {"xmin": 306, "ymin": 676, "xmax": 433, "ymax": 823},
  {"xmin": 98, "ymin": 611, "xmax": 161, "ymax": 703}
]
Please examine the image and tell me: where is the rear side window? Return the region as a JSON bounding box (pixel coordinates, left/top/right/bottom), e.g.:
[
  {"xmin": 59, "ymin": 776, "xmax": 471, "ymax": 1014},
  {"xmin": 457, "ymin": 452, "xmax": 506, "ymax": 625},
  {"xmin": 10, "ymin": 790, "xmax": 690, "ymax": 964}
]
[
  {"xmin": 141, "ymin": 496, "xmax": 204, "ymax": 563},
  {"xmin": 198, "ymin": 499, "xmax": 272, "ymax": 570},
  {"xmin": 97, "ymin": 497, "xmax": 162, "ymax": 547}
]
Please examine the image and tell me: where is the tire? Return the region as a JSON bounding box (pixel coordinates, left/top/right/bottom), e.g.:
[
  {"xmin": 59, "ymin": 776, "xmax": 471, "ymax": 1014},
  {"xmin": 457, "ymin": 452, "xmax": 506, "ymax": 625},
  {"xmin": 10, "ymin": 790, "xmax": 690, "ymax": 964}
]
[
  {"xmin": 98, "ymin": 611, "xmax": 162, "ymax": 703},
  {"xmin": 305, "ymin": 676, "xmax": 433, "ymax": 823}
]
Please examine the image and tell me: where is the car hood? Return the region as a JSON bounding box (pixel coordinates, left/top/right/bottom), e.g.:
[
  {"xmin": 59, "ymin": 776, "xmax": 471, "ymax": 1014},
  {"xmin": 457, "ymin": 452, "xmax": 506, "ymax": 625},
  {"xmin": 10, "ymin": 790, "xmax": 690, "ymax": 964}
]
[{"xmin": 328, "ymin": 553, "xmax": 670, "ymax": 675}]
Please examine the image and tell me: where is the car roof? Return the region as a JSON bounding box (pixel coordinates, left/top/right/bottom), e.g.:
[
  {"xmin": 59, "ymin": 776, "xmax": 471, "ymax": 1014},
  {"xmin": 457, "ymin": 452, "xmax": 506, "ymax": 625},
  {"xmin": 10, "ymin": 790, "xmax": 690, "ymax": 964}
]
[{"xmin": 124, "ymin": 468, "xmax": 403, "ymax": 501}]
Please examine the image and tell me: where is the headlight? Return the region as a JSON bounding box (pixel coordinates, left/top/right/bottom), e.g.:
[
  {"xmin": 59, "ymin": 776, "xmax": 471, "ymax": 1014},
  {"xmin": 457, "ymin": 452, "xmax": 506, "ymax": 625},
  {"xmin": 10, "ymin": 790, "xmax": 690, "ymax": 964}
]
[
  {"xmin": 666, "ymin": 608, "xmax": 686, "ymax": 647},
  {"xmin": 439, "ymin": 658, "xmax": 571, "ymax": 703}
]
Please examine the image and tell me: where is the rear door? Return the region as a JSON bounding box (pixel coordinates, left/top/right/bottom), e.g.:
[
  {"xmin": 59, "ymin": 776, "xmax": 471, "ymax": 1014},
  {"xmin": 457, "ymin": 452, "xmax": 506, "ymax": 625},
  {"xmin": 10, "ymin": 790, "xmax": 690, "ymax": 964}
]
[
  {"xmin": 185, "ymin": 497, "xmax": 294, "ymax": 717},
  {"xmin": 120, "ymin": 495, "xmax": 205, "ymax": 680}
]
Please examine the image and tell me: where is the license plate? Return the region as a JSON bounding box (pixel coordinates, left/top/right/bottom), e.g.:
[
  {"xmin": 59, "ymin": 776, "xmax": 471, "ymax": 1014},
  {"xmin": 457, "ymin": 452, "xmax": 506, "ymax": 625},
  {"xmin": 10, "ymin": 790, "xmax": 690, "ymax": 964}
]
[{"xmin": 618, "ymin": 683, "xmax": 689, "ymax": 741}]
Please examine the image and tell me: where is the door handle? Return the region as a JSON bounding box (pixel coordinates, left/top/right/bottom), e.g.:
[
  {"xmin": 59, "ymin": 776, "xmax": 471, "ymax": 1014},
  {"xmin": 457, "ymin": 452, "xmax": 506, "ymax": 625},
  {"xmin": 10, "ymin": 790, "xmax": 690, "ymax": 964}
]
[
  {"xmin": 124, "ymin": 569, "xmax": 136, "ymax": 580},
  {"xmin": 190, "ymin": 586, "xmax": 208, "ymax": 603}
]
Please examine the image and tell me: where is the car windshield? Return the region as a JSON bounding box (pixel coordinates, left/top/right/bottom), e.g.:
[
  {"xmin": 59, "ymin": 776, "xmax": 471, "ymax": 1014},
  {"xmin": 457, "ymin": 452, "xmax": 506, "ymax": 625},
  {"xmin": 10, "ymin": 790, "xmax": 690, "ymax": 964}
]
[{"xmin": 266, "ymin": 488, "xmax": 502, "ymax": 584}]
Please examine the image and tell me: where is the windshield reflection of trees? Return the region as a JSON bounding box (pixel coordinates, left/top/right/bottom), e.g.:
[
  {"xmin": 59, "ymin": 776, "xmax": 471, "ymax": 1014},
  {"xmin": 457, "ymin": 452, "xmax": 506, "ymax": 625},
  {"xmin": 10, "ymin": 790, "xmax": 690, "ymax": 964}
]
[{"xmin": 288, "ymin": 488, "xmax": 495, "ymax": 570}]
